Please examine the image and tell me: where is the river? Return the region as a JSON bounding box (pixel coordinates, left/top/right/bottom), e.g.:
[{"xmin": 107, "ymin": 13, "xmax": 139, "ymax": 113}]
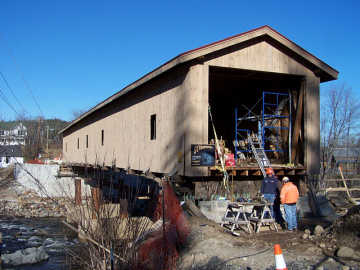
[{"xmin": 0, "ymin": 216, "xmax": 79, "ymax": 270}]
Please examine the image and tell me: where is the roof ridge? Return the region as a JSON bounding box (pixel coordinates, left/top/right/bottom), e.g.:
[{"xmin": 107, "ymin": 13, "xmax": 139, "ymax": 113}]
[{"xmin": 60, "ymin": 25, "xmax": 338, "ymax": 134}]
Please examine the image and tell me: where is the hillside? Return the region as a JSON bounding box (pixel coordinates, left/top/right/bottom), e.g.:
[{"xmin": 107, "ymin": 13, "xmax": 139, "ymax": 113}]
[{"xmin": 0, "ymin": 118, "xmax": 68, "ymax": 160}]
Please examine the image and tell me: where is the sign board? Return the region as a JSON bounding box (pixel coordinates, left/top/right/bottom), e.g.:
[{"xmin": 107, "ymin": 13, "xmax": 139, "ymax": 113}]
[{"xmin": 191, "ymin": 144, "xmax": 215, "ymax": 167}]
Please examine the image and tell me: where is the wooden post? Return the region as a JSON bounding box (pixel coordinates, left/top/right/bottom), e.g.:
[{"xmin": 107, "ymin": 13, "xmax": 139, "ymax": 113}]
[
  {"xmin": 0, "ymin": 232, "xmax": 2, "ymax": 270},
  {"xmin": 291, "ymin": 84, "xmax": 304, "ymax": 163},
  {"xmin": 75, "ymin": 178, "xmax": 82, "ymax": 206},
  {"xmin": 91, "ymin": 187, "xmax": 101, "ymax": 219},
  {"xmin": 338, "ymin": 166, "xmax": 358, "ymax": 205}
]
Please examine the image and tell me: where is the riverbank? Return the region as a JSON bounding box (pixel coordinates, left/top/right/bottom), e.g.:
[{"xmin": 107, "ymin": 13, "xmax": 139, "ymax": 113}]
[
  {"xmin": 0, "ymin": 191, "xmax": 67, "ymax": 218},
  {"xmin": 0, "ymin": 165, "xmax": 68, "ymax": 218}
]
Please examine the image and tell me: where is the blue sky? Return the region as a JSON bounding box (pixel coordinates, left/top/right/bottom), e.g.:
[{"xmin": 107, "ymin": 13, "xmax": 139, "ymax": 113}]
[{"xmin": 0, "ymin": 0, "xmax": 358, "ymax": 121}]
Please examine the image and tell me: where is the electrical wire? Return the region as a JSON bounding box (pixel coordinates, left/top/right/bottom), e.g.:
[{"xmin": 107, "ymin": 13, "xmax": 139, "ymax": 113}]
[
  {"xmin": 0, "ymin": 70, "xmax": 28, "ymax": 114},
  {"xmin": 0, "ymin": 34, "xmax": 44, "ymax": 117},
  {"xmin": 0, "ymin": 86, "xmax": 19, "ymax": 116}
]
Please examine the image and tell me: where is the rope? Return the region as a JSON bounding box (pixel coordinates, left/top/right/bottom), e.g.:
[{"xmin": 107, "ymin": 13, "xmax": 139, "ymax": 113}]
[{"xmin": 208, "ymin": 105, "xmax": 229, "ymax": 190}]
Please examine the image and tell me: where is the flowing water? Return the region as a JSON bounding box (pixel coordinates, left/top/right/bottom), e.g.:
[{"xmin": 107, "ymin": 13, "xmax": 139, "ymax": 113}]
[{"xmin": 0, "ymin": 216, "xmax": 78, "ymax": 270}]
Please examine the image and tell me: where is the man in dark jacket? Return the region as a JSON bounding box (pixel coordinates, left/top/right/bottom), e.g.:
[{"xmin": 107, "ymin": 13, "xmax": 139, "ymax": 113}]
[{"xmin": 261, "ymin": 167, "xmax": 280, "ymax": 221}]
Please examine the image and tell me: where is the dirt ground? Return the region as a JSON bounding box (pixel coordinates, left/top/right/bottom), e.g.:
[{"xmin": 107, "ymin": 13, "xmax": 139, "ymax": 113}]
[
  {"xmin": 178, "ymin": 213, "xmax": 360, "ymax": 270},
  {"xmin": 0, "ymin": 166, "xmax": 18, "ymax": 200}
]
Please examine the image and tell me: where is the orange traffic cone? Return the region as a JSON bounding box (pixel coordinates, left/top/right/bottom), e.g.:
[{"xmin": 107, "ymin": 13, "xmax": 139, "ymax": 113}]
[{"xmin": 274, "ymin": 244, "xmax": 288, "ymax": 270}]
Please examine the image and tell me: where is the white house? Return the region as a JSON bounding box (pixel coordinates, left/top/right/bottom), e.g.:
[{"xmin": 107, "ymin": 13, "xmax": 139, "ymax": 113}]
[
  {"xmin": 0, "ymin": 122, "xmax": 27, "ymax": 146},
  {"xmin": 0, "ymin": 145, "xmax": 24, "ymax": 168}
]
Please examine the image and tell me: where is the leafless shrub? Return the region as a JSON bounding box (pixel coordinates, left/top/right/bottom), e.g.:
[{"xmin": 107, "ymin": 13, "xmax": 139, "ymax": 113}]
[
  {"xmin": 12, "ymin": 151, "xmax": 163, "ymax": 270},
  {"xmin": 320, "ymin": 84, "xmax": 360, "ymax": 186},
  {"xmin": 62, "ymin": 161, "xmax": 160, "ymax": 270}
]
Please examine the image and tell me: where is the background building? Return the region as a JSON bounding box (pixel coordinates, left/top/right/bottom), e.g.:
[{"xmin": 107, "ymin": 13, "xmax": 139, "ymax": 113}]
[
  {"xmin": 0, "ymin": 122, "xmax": 27, "ymax": 146},
  {"xmin": 0, "ymin": 145, "xmax": 24, "ymax": 168}
]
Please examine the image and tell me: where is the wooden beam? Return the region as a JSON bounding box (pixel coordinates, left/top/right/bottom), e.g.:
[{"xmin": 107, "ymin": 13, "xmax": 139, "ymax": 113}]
[
  {"xmin": 326, "ymin": 187, "xmax": 360, "ymax": 192},
  {"xmin": 296, "ymin": 169, "xmax": 306, "ymax": 175},
  {"xmin": 291, "ymin": 84, "xmax": 304, "ymax": 163},
  {"xmin": 288, "ymin": 170, "xmax": 295, "ymax": 176},
  {"xmin": 251, "ymin": 170, "xmax": 262, "ymax": 176},
  {"xmin": 240, "ymin": 170, "xmax": 249, "ymax": 176},
  {"xmin": 324, "ymin": 178, "xmax": 360, "ymax": 182}
]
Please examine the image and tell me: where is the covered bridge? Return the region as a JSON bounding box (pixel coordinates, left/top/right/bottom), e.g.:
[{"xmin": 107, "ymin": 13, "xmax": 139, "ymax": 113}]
[{"xmin": 60, "ymin": 25, "xmax": 338, "ymax": 179}]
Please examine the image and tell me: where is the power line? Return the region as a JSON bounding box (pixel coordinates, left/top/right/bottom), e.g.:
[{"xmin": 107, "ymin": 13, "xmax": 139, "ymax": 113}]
[
  {"xmin": 0, "ymin": 86, "xmax": 19, "ymax": 116},
  {"xmin": 0, "ymin": 34, "xmax": 44, "ymax": 117},
  {"xmin": 0, "ymin": 70, "xmax": 28, "ymax": 114},
  {"xmin": 19, "ymin": 72, "xmax": 44, "ymax": 117}
]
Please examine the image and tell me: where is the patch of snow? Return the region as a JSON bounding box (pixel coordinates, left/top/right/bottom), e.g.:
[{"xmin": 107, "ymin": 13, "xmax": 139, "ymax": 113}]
[
  {"xmin": 44, "ymin": 240, "xmax": 65, "ymax": 249},
  {"xmin": 28, "ymin": 236, "xmax": 42, "ymax": 242},
  {"xmin": 43, "ymin": 238, "xmax": 54, "ymax": 246},
  {"xmin": 2, "ymin": 246, "xmax": 49, "ymax": 266}
]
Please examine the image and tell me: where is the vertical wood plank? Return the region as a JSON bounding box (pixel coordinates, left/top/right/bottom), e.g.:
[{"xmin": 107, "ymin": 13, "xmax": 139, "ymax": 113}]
[
  {"xmin": 291, "ymin": 82, "xmax": 304, "ymax": 163},
  {"xmin": 75, "ymin": 178, "xmax": 82, "ymax": 206},
  {"xmin": 91, "ymin": 187, "xmax": 101, "ymax": 219},
  {"xmin": 304, "ymin": 76, "xmax": 320, "ymax": 174}
]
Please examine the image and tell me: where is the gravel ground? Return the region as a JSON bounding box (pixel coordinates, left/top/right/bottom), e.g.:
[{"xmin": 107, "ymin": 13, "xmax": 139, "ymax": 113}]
[{"xmin": 179, "ymin": 216, "xmax": 360, "ymax": 270}]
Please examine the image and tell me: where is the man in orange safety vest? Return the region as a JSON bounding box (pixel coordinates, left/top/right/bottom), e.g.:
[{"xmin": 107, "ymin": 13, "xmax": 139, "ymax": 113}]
[{"xmin": 280, "ymin": 176, "xmax": 299, "ymax": 231}]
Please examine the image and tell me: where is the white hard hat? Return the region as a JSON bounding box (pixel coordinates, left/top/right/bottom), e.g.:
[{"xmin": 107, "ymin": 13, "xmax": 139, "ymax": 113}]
[{"xmin": 282, "ymin": 177, "xmax": 289, "ymax": 182}]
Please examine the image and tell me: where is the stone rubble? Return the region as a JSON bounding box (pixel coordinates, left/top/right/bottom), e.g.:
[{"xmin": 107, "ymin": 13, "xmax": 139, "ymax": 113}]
[
  {"xmin": 314, "ymin": 224, "xmax": 325, "ymax": 236},
  {"xmin": 0, "ymin": 190, "xmax": 68, "ymax": 218}
]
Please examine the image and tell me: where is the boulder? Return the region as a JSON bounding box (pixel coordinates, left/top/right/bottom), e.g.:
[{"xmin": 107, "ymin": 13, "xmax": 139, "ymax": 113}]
[
  {"xmin": 2, "ymin": 246, "xmax": 49, "ymax": 266},
  {"xmin": 336, "ymin": 246, "xmax": 357, "ymax": 258},
  {"xmin": 43, "ymin": 238, "xmax": 54, "ymax": 246},
  {"xmin": 302, "ymin": 233, "xmax": 309, "ymax": 240},
  {"xmin": 315, "ymin": 195, "xmax": 337, "ymax": 222},
  {"xmin": 314, "ymin": 225, "xmax": 324, "ymax": 236},
  {"xmin": 198, "ymin": 200, "xmax": 229, "ymax": 223},
  {"xmin": 297, "ymin": 196, "xmax": 314, "ymax": 217},
  {"xmin": 28, "ymin": 236, "xmax": 42, "ymax": 242}
]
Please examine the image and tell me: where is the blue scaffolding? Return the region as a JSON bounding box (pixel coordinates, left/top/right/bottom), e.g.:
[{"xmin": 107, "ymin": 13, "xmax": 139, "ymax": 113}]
[
  {"xmin": 234, "ymin": 108, "xmax": 251, "ymax": 157},
  {"xmin": 262, "ymin": 91, "xmax": 291, "ymax": 153},
  {"xmin": 234, "ymin": 91, "xmax": 291, "ymax": 163}
]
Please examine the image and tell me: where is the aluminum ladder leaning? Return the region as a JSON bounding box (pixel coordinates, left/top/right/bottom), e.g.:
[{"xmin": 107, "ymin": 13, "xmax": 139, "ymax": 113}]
[{"xmin": 248, "ymin": 134, "xmax": 270, "ymax": 177}]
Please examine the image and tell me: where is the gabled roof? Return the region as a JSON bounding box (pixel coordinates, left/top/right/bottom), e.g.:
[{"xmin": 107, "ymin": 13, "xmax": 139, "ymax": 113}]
[
  {"xmin": 0, "ymin": 145, "xmax": 23, "ymax": 157},
  {"xmin": 60, "ymin": 25, "xmax": 338, "ymax": 134}
]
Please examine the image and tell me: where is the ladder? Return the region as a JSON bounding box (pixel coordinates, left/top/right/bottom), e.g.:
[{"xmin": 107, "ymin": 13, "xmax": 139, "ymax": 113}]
[{"xmin": 248, "ymin": 134, "xmax": 270, "ymax": 177}]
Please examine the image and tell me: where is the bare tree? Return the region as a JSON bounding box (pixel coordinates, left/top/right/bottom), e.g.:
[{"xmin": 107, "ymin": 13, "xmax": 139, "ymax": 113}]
[
  {"xmin": 320, "ymin": 84, "xmax": 360, "ymax": 181},
  {"xmin": 19, "ymin": 116, "xmax": 45, "ymax": 160},
  {"xmin": 71, "ymin": 109, "xmax": 87, "ymax": 121}
]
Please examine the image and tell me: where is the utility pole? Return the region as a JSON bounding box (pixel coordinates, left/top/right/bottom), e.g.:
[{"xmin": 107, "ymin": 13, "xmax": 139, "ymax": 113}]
[
  {"xmin": 37, "ymin": 117, "xmax": 41, "ymax": 159},
  {"xmin": 47, "ymin": 125, "xmax": 49, "ymax": 154}
]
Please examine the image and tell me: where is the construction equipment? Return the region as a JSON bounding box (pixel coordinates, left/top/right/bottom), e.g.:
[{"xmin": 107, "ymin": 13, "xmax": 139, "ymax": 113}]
[{"xmin": 248, "ymin": 134, "xmax": 270, "ymax": 177}]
